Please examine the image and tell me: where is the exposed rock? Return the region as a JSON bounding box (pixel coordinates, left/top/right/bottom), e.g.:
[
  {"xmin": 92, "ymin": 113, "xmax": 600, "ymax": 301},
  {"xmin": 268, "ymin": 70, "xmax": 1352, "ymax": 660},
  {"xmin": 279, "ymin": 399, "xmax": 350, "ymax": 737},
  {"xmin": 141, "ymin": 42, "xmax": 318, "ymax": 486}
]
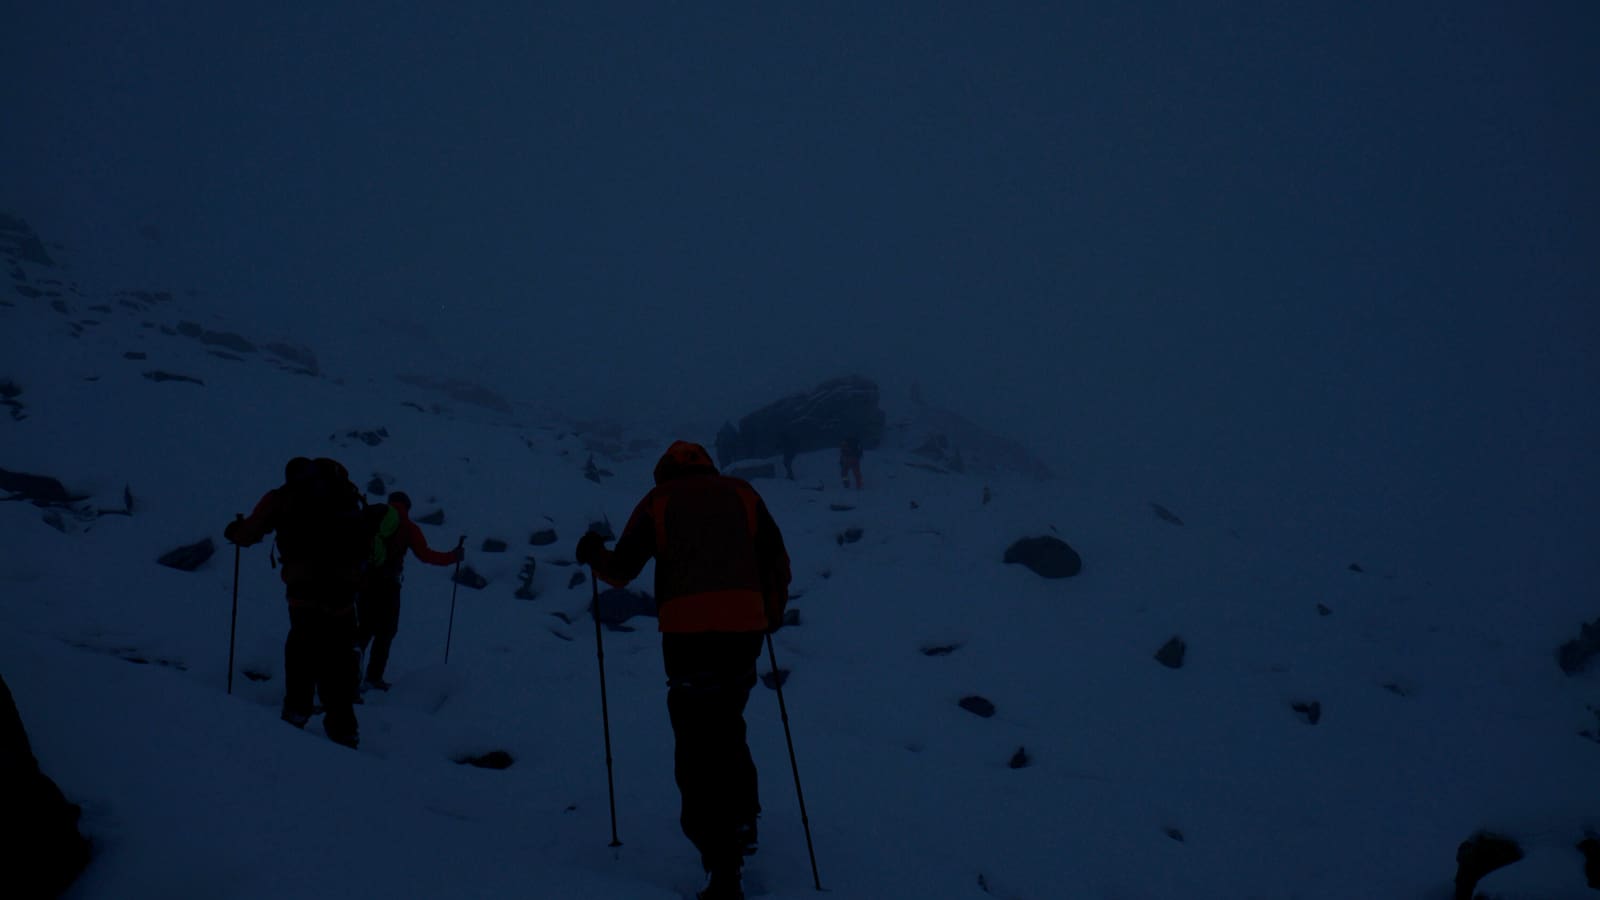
[
  {"xmin": 366, "ymin": 475, "xmax": 386, "ymax": 496},
  {"xmin": 142, "ymin": 370, "xmax": 204, "ymax": 386},
  {"xmin": 0, "ymin": 386, "xmax": 20, "ymax": 420},
  {"xmin": 0, "ymin": 467, "xmax": 82, "ymax": 506},
  {"xmin": 1164, "ymin": 827, "xmax": 1185, "ymax": 843},
  {"xmin": 592, "ymin": 588, "xmax": 655, "ymax": 626},
  {"xmin": 264, "ymin": 342, "xmax": 319, "ymax": 375},
  {"xmin": 0, "ymin": 675, "xmax": 89, "ymax": 898},
  {"xmin": 452, "ymin": 565, "xmax": 489, "ymax": 590},
  {"xmin": 1316, "ymin": 603, "xmax": 1333, "ymax": 616},
  {"xmin": 567, "ymin": 571, "xmax": 585, "ymax": 590},
  {"xmin": 761, "ymin": 669, "xmax": 789, "ymax": 690},
  {"xmin": 1348, "ymin": 563, "xmax": 1364, "ymax": 573},
  {"xmin": 157, "ymin": 538, "xmax": 215, "ymax": 571},
  {"xmin": 1557, "ymin": 617, "xmax": 1600, "ymax": 675},
  {"xmin": 529, "ymin": 529, "xmax": 558, "ymax": 546},
  {"xmin": 455, "ymin": 750, "xmax": 515, "ymax": 770},
  {"xmin": 395, "ymin": 374, "xmax": 512, "ymax": 414},
  {"xmin": 515, "ymin": 558, "xmax": 537, "ymax": 600},
  {"xmin": 583, "ymin": 455, "xmax": 613, "ymax": 483},
  {"xmin": 176, "ymin": 321, "xmax": 256, "ymax": 354},
  {"xmin": 958, "ymin": 696, "xmax": 996, "ymax": 718},
  {"xmin": 1002, "ymin": 536, "xmax": 1082, "ymax": 579},
  {"xmin": 714, "ymin": 375, "xmax": 886, "ymax": 467},
  {"xmin": 587, "ymin": 519, "xmax": 615, "ymax": 541},
  {"xmin": 1291, "ymin": 700, "xmax": 1322, "ymax": 726},
  {"xmin": 417, "ymin": 509, "xmax": 445, "ymax": 526},
  {"xmin": 1154, "ymin": 636, "xmax": 1186, "ymax": 669},
  {"xmin": 782, "ymin": 608, "xmax": 801, "ymax": 628},
  {"xmin": 921, "ymin": 642, "xmax": 963, "ymax": 657},
  {"xmin": 1150, "ymin": 502, "xmax": 1184, "ymax": 526},
  {"xmin": 1007, "ymin": 746, "xmax": 1031, "ymax": 769},
  {"xmin": 1454, "ymin": 832, "xmax": 1524, "ymax": 900},
  {"xmin": 334, "ymin": 427, "xmax": 388, "ymax": 447},
  {"xmin": 481, "ymin": 538, "xmax": 508, "ymax": 553},
  {"xmin": 1579, "ymin": 836, "xmax": 1600, "ymax": 888},
  {"xmin": 836, "ymin": 527, "xmax": 864, "ymax": 546},
  {"xmin": 0, "ymin": 213, "xmax": 55, "ymax": 267}
]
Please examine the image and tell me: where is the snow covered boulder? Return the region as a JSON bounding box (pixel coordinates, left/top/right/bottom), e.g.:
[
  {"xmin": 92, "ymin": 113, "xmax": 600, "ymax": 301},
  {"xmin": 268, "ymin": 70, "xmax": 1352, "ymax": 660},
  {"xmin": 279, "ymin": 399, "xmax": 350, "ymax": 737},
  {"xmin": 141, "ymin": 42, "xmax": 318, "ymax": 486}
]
[
  {"xmin": 713, "ymin": 375, "xmax": 886, "ymax": 466},
  {"xmin": 1002, "ymin": 536, "xmax": 1082, "ymax": 579}
]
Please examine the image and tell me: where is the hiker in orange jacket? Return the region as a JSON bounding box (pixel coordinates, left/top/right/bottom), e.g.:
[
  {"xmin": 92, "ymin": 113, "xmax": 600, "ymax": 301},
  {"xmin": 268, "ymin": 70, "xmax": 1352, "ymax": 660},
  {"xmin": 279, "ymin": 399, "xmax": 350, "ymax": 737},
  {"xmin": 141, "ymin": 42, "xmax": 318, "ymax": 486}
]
[
  {"xmin": 224, "ymin": 456, "xmax": 365, "ymax": 748},
  {"xmin": 356, "ymin": 491, "xmax": 463, "ymax": 691},
  {"xmin": 576, "ymin": 441, "xmax": 791, "ymax": 900}
]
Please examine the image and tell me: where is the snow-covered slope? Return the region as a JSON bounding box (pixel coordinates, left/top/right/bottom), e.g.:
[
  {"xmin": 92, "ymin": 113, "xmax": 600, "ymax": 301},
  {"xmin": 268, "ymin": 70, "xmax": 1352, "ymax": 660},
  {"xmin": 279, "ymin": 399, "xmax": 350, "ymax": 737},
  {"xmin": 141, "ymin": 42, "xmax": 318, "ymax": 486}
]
[{"xmin": 2, "ymin": 225, "xmax": 1595, "ymax": 899}]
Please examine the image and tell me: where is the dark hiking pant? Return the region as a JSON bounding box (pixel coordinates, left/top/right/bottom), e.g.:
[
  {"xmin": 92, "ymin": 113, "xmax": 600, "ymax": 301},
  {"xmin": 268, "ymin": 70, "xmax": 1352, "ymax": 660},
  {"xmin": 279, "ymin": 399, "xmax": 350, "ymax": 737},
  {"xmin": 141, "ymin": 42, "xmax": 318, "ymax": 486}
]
[
  {"xmin": 284, "ymin": 605, "xmax": 359, "ymax": 746},
  {"xmin": 663, "ymin": 631, "xmax": 764, "ymax": 874},
  {"xmin": 356, "ymin": 577, "xmax": 402, "ymax": 683}
]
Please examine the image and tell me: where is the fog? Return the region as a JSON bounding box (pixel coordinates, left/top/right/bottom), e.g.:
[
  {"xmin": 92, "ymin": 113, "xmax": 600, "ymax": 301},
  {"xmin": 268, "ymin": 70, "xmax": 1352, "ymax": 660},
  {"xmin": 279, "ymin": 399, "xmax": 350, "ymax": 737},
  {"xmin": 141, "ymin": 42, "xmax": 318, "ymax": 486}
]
[{"xmin": 4, "ymin": 4, "xmax": 1596, "ymax": 570}]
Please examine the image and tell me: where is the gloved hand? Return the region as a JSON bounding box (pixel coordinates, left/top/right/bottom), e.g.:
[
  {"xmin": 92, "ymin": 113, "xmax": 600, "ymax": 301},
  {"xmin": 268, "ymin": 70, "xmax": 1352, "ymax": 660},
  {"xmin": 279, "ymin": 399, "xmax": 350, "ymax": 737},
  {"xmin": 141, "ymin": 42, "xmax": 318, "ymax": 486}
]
[
  {"xmin": 223, "ymin": 519, "xmax": 254, "ymax": 547},
  {"xmin": 575, "ymin": 532, "xmax": 609, "ymax": 566}
]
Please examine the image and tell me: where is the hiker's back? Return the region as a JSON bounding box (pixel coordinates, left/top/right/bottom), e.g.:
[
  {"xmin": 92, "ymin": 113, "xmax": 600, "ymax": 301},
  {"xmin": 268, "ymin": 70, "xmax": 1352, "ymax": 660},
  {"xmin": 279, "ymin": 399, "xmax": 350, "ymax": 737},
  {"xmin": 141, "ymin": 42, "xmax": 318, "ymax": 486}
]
[{"xmin": 274, "ymin": 457, "xmax": 367, "ymax": 602}]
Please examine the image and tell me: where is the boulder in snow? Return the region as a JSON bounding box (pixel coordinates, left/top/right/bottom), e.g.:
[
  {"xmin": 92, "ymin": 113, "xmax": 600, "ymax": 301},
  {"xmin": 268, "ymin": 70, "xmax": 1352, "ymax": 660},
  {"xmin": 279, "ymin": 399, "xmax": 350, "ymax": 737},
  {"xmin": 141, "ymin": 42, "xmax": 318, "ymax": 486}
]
[
  {"xmin": 157, "ymin": 538, "xmax": 215, "ymax": 571},
  {"xmin": 1002, "ymin": 536, "xmax": 1082, "ymax": 579}
]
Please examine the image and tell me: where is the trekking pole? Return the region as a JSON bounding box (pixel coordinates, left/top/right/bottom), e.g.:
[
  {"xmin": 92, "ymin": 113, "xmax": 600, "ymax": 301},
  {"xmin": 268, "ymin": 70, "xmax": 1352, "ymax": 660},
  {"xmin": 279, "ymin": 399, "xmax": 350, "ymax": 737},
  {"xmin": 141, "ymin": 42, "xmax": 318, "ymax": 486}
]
[
  {"xmin": 591, "ymin": 569, "xmax": 622, "ymax": 847},
  {"xmin": 766, "ymin": 634, "xmax": 822, "ymax": 890},
  {"xmin": 227, "ymin": 513, "xmax": 242, "ymax": 695},
  {"xmin": 444, "ymin": 535, "xmax": 465, "ymax": 664}
]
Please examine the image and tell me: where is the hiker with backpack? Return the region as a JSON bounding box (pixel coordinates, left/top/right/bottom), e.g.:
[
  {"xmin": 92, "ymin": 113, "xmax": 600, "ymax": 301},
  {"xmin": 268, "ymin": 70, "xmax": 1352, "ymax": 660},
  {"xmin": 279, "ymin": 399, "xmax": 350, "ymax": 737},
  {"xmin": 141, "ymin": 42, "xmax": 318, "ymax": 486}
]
[
  {"xmin": 576, "ymin": 440, "xmax": 792, "ymax": 900},
  {"xmin": 356, "ymin": 491, "xmax": 463, "ymax": 692},
  {"xmin": 224, "ymin": 457, "xmax": 369, "ymax": 749},
  {"xmin": 838, "ymin": 435, "xmax": 863, "ymax": 490}
]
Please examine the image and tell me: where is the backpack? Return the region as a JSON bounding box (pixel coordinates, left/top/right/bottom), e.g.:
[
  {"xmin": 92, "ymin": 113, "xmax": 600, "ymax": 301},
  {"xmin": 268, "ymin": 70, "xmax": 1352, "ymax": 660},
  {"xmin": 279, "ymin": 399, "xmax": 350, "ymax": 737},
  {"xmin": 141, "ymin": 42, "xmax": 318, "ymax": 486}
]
[
  {"xmin": 364, "ymin": 503, "xmax": 406, "ymax": 580},
  {"xmin": 272, "ymin": 458, "xmax": 371, "ymax": 596}
]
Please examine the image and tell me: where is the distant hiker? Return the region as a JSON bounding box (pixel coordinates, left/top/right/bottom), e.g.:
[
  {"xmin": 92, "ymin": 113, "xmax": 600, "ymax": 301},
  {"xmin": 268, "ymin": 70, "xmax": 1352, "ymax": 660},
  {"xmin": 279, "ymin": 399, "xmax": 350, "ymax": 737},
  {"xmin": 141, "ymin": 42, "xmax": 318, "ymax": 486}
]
[
  {"xmin": 356, "ymin": 491, "xmax": 463, "ymax": 691},
  {"xmin": 839, "ymin": 436, "xmax": 863, "ymax": 490},
  {"xmin": 779, "ymin": 433, "xmax": 797, "ymax": 481},
  {"xmin": 224, "ymin": 456, "xmax": 369, "ymax": 749},
  {"xmin": 576, "ymin": 440, "xmax": 792, "ymax": 900}
]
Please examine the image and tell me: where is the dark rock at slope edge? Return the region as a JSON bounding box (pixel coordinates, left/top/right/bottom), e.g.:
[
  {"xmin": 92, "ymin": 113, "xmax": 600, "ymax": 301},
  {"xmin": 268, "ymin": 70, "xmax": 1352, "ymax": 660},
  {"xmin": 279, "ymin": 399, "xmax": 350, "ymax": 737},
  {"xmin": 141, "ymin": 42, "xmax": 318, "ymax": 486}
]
[
  {"xmin": 1002, "ymin": 536, "xmax": 1082, "ymax": 579},
  {"xmin": 1454, "ymin": 831, "xmax": 1524, "ymax": 900},
  {"xmin": 0, "ymin": 467, "xmax": 83, "ymax": 507},
  {"xmin": 0, "ymin": 675, "xmax": 90, "ymax": 897},
  {"xmin": 1557, "ymin": 617, "xmax": 1600, "ymax": 675},
  {"xmin": 157, "ymin": 538, "xmax": 215, "ymax": 571}
]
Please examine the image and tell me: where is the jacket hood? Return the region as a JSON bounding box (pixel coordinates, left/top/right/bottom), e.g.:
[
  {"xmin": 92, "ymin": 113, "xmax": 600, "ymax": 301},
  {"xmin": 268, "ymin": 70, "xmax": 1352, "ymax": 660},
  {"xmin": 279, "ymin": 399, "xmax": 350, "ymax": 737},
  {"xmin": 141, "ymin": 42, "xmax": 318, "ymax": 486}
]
[{"xmin": 653, "ymin": 440, "xmax": 719, "ymax": 485}]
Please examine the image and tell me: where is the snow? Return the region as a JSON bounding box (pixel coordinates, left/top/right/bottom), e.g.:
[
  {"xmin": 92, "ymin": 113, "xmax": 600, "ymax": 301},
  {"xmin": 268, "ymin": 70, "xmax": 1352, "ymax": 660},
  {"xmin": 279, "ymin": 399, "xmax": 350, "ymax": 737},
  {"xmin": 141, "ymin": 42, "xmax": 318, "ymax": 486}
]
[{"xmin": 2, "ymin": 249, "xmax": 1596, "ymax": 900}]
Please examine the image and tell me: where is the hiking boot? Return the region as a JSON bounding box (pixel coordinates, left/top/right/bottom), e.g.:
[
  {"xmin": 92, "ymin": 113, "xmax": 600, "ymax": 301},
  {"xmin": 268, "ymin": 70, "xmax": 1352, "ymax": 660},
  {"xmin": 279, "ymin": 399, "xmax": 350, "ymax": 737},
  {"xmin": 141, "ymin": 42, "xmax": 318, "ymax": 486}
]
[
  {"xmin": 737, "ymin": 820, "xmax": 758, "ymax": 857},
  {"xmin": 363, "ymin": 677, "xmax": 392, "ymax": 692},
  {"xmin": 697, "ymin": 867, "xmax": 742, "ymax": 900},
  {"xmin": 327, "ymin": 729, "xmax": 359, "ymax": 750},
  {"xmin": 280, "ymin": 708, "xmax": 311, "ymax": 729}
]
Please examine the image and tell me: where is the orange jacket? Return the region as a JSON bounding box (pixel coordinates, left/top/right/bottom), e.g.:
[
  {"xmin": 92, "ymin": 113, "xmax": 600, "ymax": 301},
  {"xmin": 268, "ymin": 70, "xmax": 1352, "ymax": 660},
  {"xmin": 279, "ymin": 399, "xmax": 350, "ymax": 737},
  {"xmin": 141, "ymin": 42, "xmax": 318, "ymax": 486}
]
[
  {"xmin": 590, "ymin": 441, "xmax": 791, "ymax": 633},
  {"xmin": 375, "ymin": 505, "xmax": 460, "ymax": 579}
]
